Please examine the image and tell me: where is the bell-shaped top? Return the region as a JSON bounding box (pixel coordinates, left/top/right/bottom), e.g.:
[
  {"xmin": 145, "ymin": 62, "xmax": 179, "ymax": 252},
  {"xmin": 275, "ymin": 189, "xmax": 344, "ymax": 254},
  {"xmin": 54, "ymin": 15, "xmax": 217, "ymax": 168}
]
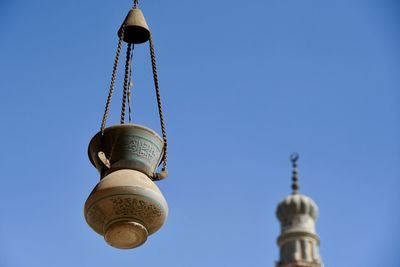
[
  {"xmin": 276, "ymin": 193, "xmax": 318, "ymax": 222},
  {"xmin": 118, "ymin": 8, "xmax": 150, "ymax": 44}
]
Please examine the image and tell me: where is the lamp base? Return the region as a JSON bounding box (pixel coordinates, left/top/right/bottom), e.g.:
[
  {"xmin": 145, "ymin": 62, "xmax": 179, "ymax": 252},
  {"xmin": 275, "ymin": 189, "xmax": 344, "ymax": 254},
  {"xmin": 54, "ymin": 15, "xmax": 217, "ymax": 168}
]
[{"xmin": 105, "ymin": 221, "xmax": 148, "ymax": 249}]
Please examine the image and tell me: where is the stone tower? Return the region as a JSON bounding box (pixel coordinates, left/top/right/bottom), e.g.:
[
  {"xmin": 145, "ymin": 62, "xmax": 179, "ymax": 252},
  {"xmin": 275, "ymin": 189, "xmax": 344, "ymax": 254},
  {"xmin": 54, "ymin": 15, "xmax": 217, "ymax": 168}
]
[{"xmin": 275, "ymin": 154, "xmax": 323, "ymax": 267}]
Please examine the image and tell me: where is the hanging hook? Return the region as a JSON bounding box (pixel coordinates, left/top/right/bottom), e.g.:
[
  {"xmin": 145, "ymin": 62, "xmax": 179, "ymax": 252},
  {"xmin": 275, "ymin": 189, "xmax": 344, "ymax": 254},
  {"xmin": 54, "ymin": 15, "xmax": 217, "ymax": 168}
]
[{"xmin": 133, "ymin": 0, "xmax": 139, "ymax": 8}]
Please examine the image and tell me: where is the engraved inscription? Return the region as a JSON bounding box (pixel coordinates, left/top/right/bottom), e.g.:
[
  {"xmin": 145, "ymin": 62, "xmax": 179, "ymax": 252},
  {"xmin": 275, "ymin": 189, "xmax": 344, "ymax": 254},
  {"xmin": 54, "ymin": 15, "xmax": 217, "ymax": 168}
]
[
  {"xmin": 111, "ymin": 197, "xmax": 162, "ymax": 219},
  {"xmin": 121, "ymin": 137, "xmax": 160, "ymax": 166}
]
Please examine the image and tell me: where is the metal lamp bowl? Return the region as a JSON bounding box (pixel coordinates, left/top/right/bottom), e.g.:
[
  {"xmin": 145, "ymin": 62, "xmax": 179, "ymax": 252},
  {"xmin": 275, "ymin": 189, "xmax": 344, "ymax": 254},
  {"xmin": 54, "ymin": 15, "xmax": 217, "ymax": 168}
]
[
  {"xmin": 84, "ymin": 169, "xmax": 168, "ymax": 249},
  {"xmin": 88, "ymin": 124, "xmax": 164, "ymax": 178}
]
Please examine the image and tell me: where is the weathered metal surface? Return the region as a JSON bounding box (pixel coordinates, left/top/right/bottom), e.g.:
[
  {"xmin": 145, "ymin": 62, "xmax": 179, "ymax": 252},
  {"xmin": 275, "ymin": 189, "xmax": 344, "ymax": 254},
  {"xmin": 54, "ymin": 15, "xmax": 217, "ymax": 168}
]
[
  {"xmin": 84, "ymin": 169, "xmax": 168, "ymax": 249},
  {"xmin": 118, "ymin": 8, "xmax": 150, "ymax": 44},
  {"xmin": 88, "ymin": 124, "xmax": 164, "ymax": 179}
]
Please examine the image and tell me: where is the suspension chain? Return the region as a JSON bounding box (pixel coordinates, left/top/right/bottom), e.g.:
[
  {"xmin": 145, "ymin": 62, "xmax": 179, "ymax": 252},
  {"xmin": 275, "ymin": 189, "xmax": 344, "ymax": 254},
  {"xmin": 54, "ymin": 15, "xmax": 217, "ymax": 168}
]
[
  {"xmin": 100, "ymin": 31, "xmax": 124, "ymax": 134},
  {"xmin": 120, "ymin": 43, "xmax": 133, "ymax": 124},
  {"xmin": 127, "ymin": 48, "xmax": 134, "ymax": 123},
  {"xmin": 133, "ymin": 0, "xmax": 139, "ymax": 8},
  {"xmin": 149, "ymin": 34, "xmax": 168, "ymax": 175}
]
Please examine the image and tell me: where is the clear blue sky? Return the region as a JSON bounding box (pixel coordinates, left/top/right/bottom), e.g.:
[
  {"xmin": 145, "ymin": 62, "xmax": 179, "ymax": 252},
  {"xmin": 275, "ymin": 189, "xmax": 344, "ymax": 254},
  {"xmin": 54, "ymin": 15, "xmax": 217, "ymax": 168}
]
[{"xmin": 0, "ymin": 0, "xmax": 399, "ymax": 266}]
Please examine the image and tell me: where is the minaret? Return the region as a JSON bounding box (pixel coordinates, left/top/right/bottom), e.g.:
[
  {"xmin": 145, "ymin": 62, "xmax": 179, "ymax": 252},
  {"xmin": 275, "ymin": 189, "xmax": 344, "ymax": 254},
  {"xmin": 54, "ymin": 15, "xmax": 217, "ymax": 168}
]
[{"xmin": 275, "ymin": 154, "xmax": 323, "ymax": 267}]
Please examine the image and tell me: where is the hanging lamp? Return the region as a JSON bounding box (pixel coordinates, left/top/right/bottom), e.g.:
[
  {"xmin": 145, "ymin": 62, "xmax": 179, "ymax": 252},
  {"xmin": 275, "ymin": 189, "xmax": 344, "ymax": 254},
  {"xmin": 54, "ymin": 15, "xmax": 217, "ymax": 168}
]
[{"xmin": 84, "ymin": 0, "xmax": 169, "ymax": 249}]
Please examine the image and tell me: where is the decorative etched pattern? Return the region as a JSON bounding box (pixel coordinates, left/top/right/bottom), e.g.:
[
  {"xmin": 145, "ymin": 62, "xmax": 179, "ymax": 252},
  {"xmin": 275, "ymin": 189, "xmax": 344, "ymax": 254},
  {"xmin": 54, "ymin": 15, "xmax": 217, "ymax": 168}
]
[
  {"xmin": 111, "ymin": 197, "xmax": 162, "ymax": 220},
  {"xmin": 120, "ymin": 137, "xmax": 160, "ymax": 166}
]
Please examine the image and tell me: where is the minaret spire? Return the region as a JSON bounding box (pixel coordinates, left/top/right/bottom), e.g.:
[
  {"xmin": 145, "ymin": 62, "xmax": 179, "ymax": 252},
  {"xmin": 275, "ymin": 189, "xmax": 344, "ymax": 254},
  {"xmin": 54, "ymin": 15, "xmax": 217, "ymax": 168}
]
[
  {"xmin": 275, "ymin": 154, "xmax": 324, "ymax": 267},
  {"xmin": 290, "ymin": 153, "xmax": 299, "ymax": 194}
]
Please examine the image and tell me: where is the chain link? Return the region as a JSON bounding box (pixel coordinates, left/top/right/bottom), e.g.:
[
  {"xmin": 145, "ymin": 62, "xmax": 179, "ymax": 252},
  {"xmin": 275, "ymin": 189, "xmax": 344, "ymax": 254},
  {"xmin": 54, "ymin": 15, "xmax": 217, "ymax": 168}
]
[
  {"xmin": 127, "ymin": 48, "xmax": 134, "ymax": 123},
  {"xmin": 120, "ymin": 43, "xmax": 133, "ymax": 124},
  {"xmin": 149, "ymin": 34, "xmax": 168, "ymax": 173},
  {"xmin": 100, "ymin": 32, "xmax": 124, "ymax": 134}
]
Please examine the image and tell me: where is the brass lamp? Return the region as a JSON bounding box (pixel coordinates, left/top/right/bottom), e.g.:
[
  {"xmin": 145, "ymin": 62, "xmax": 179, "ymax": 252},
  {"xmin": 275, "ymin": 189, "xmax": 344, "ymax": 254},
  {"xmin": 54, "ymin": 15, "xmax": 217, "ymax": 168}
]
[{"xmin": 84, "ymin": 1, "xmax": 169, "ymax": 249}]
